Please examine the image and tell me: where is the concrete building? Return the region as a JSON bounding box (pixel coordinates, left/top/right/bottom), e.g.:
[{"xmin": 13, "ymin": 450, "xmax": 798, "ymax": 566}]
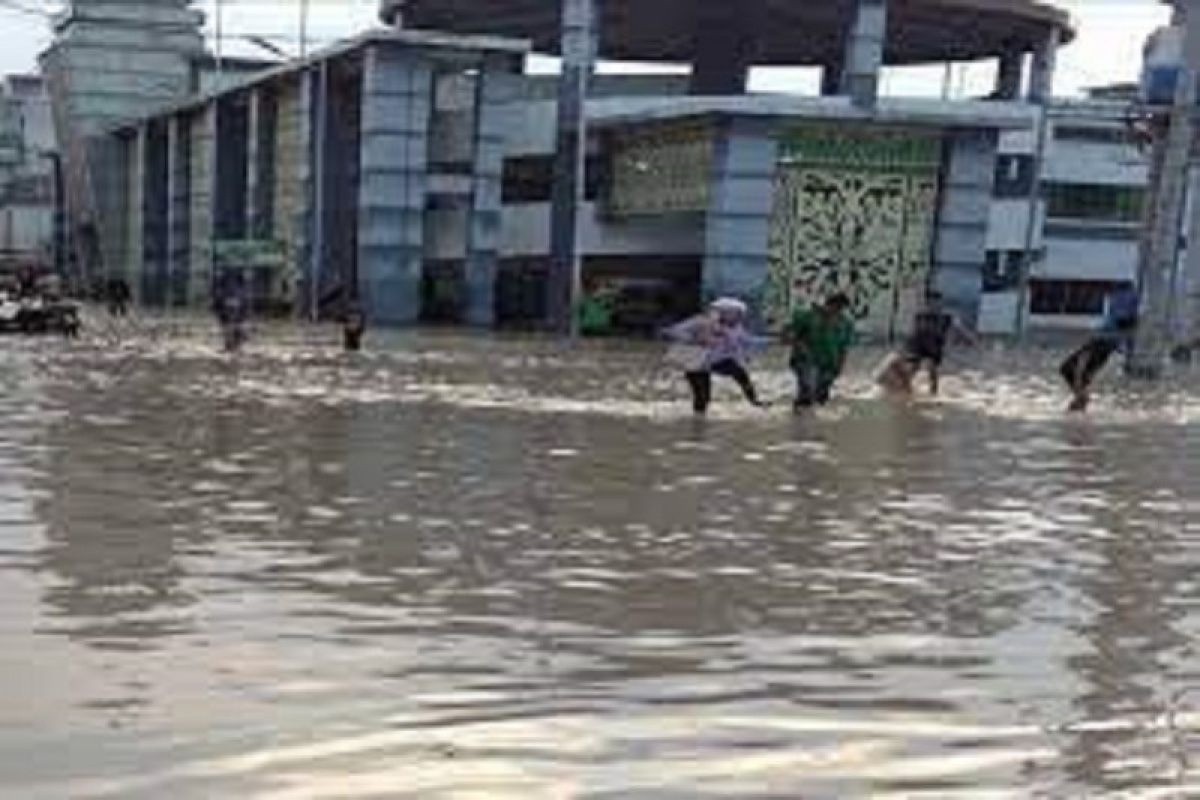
[
  {"xmin": 980, "ymin": 87, "xmax": 1151, "ymax": 334},
  {"xmin": 47, "ymin": 0, "xmax": 1074, "ymax": 336}
]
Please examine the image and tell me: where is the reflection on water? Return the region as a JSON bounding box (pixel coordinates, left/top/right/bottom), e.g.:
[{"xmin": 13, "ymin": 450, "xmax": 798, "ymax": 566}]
[{"xmin": 2, "ymin": 318, "xmax": 1200, "ymax": 798}]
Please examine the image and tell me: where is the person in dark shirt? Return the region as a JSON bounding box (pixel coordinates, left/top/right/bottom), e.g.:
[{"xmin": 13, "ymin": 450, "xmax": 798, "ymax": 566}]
[
  {"xmin": 107, "ymin": 278, "xmax": 131, "ymax": 317},
  {"xmin": 1059, "ymin": 285, "xmax": 1138, "ymax": 412},
  {"xmin": 903, "ymin": 291, "xmax": 976, "ymax": 396}
]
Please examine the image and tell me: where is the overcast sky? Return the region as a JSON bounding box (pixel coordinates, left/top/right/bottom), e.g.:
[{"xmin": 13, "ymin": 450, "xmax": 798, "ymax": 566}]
[{"xmin": 0, "ymin": 0, "xmax": 1172, "ymax": 98}]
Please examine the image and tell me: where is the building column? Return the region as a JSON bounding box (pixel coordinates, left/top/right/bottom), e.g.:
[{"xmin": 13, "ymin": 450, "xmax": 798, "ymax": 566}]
[
  {"xmin": 690, "ymin": 0, "xmax": 757, "ymax": 95},
  {"xmin": 246, "ymin": 88, "xmax": 277, "ymax": 241},
  {"xmin": 995, "ymin": 46, "xmax": 1025, "ymax": 100},
  {"xmin": 356, "ymin": 43, "xmax": 431, "ymax": 325},
  {"xmin": 841, "ymin": 0, "xmax": 888, "ymax": 108},
  {"xmin": 932, "ymin": 130, "xmax": 1000, "ymax": 325},
  {"xmin": 702, "ymin": 117, "xmax": 779, "ymax": 316},
  {"xmin": 185, "ymin": 103, "xmax": 218, "ymax": 307},
  {"xmin": 465, "ymin": 57, "xmax": 520, "ymax": 327},
  {"xmin": 127, "ymin": 125, "xmax": 147, "ymax": 300},
  {"xmin": 141, "ymin": 122, "xmax": 170, "ymax": 306},
  {"xmin": 166, "ymin": 114, "xmax": 190, "ymax": 307},
  {"xmin": 1027, "ymin": 27, "xmax": 1060, "ymax": 103}
]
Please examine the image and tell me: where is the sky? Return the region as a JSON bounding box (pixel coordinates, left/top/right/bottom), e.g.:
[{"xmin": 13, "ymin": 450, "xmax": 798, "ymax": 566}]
[{"xmin": 0, "ymin": 0, "xmax": 1172, "ymax": 98}]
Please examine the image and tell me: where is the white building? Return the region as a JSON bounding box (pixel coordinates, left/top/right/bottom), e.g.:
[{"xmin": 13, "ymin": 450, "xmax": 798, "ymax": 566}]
[{"xmin": 981, "ymin": 86, "xmax": 1149, "ymax": 334}]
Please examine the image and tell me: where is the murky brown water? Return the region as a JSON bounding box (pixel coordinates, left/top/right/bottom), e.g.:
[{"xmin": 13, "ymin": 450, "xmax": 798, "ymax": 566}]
[{"xmin": 3, "ymin": 315, "xmax": 1200, "ymax": 798}]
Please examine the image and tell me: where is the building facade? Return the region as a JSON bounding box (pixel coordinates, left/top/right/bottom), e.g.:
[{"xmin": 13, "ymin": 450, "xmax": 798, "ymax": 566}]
[
  {"xmin": 45, "ymin": 0, "xmax": 1075, "ymax": 337},
  {"xmin": 980, "ymin": 89, "xmax": 1151, "ymax": 334}
]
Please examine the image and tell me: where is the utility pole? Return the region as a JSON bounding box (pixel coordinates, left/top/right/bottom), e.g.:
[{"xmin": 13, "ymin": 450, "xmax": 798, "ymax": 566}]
[
  {"xmin": 547, "ymin": 0, "xmax": 596, "ymax": 336},
  {"xmin": 1131, "ymin": 0, "xmax": 1200, "ymax": 377}
]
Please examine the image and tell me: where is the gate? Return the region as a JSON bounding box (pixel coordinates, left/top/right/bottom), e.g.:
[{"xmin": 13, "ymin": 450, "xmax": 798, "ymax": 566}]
[{"xmin": 765, "ymin": 128, "xmax": 941, "ymax": 339}]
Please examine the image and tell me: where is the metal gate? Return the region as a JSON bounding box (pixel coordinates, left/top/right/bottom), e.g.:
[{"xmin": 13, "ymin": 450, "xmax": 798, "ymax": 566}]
[{"xmin": 765, "ymin": 128, "xmax": 941, "ymax": 339}]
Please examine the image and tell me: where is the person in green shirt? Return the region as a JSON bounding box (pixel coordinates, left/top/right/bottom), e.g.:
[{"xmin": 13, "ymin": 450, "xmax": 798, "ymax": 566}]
[{"xmin": 788, "ymin": 293, "xmax": 854, "ymax": 410}]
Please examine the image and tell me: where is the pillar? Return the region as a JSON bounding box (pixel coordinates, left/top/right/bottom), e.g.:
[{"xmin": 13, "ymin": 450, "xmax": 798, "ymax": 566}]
[
  {"xmin": 932, "ymin": 131, "xmax": 999, "ymax": 325},
  {"xmin": 702, "ymin": 117, "xmax": 778, "ymax": 315},
  {"xmin": 1027, "ymin": 27, "xmax": 1060, "ymax": 103},
  {"xmin": 356, "ymin": 43, "xmax": 431, "ymax": 325},
  {"xmin": 166, "ymin": 114, "xmax": 190, "ymax": 307},
  {"xmin": 126, "ymin": 125, "xmax": 146, "ymax": 297},
  {"xmin": 465, "ymin": 57, "xmax": 520, "ymax": 327},
  {"xmin": 187, "ymin": 103, "xmax": 216, "ymax": 307},
  {"xmin": 995, "ymin": 46, "xmax": 1024, "ymax": 100},
  {"xmin": 247, "ymin": 88, "xmax": 277, "ymax": 241},
  {"xmin": 841, "ymin": 0, "xmax": 888, "ymax": 108},
  {"xmin": 141, "ymin": 121, "xmax": 170, "ymax": 306}
]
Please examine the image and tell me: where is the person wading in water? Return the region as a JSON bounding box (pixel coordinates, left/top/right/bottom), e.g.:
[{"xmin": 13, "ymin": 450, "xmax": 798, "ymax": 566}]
[
  {"xmin": 664, "ymin": 297, "xmax": 769, "ymax": 415},
  {"xmin": 1059, "ymin": 284, "xmax": 1139, "ymax": 412},
  {"xmin": 788, "ymin": 293, "xmax": 855, "ymax": 410},
  {"xmin": 877, "ymin": 290, "xmax": 976, "ymax": 397}
]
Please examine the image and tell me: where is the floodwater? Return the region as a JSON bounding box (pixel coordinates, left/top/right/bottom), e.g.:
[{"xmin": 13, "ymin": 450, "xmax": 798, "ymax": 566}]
[{"xmin": 3, "ymin": 315, "xmax": 1200, "ymax": 799}]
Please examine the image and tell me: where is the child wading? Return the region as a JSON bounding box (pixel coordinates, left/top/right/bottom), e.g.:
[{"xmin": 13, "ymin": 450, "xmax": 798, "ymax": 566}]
[
  {"xmin": 1059, "ymin": 284, "xmax": 1138, "ymax": 412},
  {"xmin": 665, "ymin": 298, "xmax": 768, "ymax": 415},
  {"xmin": 877, "ymin": 291, "xmax": 976, "ymax": 397},
  {"xmin": 788, "ymin": 294, "xmax": 854, "ymax": 410}
]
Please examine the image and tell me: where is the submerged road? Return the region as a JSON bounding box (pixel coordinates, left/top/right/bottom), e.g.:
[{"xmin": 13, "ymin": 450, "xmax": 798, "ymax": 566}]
[{"xmin": 1, "ymin": 320, "xmax": 1199, "ymax": 797}]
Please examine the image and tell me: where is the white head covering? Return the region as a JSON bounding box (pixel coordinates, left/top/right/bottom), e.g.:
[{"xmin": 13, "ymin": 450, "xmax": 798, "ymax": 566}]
[{"xmin": 710, "ymin": 297, "xmax": 748, "ymax": 316}]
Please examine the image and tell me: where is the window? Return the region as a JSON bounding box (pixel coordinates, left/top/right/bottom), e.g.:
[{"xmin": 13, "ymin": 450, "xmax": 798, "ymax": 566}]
[
  {"xmin": 1045, "ymin": 183, "xmax": 1145, "ymax": 223},
  {"xmin": 983, "ymin": 249, "xmax": 1036, "ymax": 292},
  {"xmin": 502, "ymin": 156, "xmax": 604, "ymax": 203},
  {"xmin": 993, "ymin": 154, "xmax": 1035, "ymax": 198},
  {"xmin": 1029, "ymin": 280, "xmax": 1121, "ymax": 316},
  {"xmin": 1053, "ymin": 125, "xmax": 1133, "ymax": 146}
]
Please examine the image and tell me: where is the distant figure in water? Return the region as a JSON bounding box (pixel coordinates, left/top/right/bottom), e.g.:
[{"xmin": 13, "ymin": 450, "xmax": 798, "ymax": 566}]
[
  {"xmin": 60, "ymin": 305, "xmax": 81, "ymax": 339},
  {"xmin": 106, "ymin": 278, "xmax": 130, "ymax": 317},
  {"xmin": 214, "ymin": 274, "xmax": 249, "ymax": 353},
  {"xmin": 877, "ymin": 291, "xmax": 977, "ymax": 397},
  {"xmin": 664, "ymin": 297, "xmax": 769, "ymax": 415},
  {"xmin": 788, "ymin": 293, "xmax": 854, "ymax": 410},
  {"xmin": 1059, "ymin": 284, "xmax": 1139, "ymax": 412},
  {"xmin": 343, "ymin": 302, "xmax": 366, "ymax": 352}
]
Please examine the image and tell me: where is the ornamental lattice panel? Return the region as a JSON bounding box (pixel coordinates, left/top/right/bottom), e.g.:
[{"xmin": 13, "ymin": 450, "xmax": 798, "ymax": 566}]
[{"xmin": 766, "ymin": 128, "xmax": 941, "ymax": 339}]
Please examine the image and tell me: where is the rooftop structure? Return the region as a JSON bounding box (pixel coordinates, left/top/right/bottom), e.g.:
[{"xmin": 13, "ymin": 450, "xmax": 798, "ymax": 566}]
[{"xmin": 397, "ymin": 0, "xmax": 1073, "ymax": 96}]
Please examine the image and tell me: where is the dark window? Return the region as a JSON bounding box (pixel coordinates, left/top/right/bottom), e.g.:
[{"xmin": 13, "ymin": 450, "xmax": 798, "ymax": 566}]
[
  {"xmin": 1053, "ymin": 125, "xmax": 1133, "ymax": 146},
  {"xmin": 502, "ymin": 156, "xmax": 604, "ymax": 203},
  {"xmin": 993, "ymin": 154, "xmax": 1036, "ymax": 198},
  {"xmin": 1045, "ymin": 183, "xmax": 1145, "ymax": 223},
  {"xmin": 983, "ymin": 249, "xmax": 1034, "ymax": 292},
  {"xmin": 1029, "ymin": 280, "xmax": 1119, "ymax": 316}
]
